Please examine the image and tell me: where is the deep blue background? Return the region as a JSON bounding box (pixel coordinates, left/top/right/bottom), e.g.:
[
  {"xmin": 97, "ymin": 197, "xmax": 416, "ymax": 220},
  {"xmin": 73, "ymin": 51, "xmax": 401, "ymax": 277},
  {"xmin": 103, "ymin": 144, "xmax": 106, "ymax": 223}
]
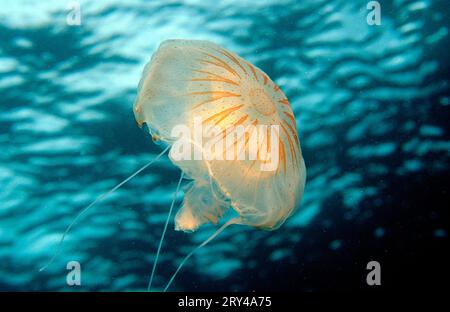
[{"xmin": 0, "ymin": 0, "xmax": 448, "ymax": 291}]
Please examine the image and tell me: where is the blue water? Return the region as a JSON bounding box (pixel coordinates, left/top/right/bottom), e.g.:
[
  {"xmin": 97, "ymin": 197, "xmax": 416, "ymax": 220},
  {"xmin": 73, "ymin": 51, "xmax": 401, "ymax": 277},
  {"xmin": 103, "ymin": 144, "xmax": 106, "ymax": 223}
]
[{"xmin": 0, "ymin": 0, "xmax": 448, "ymax": 291}]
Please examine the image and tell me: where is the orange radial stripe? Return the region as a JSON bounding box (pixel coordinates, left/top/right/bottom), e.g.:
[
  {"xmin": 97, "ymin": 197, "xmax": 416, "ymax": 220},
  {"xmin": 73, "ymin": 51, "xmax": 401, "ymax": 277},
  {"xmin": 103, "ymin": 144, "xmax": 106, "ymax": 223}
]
[
  {"xmin": 263, "ymin": 73, "xmax": 269, "ymax": 85},
  {"xmin": 241, "ymin": 132, "xmax": 250, "ymax": 156},
  {"xmin": 239, "ymin": 119, "xmax": 258, "ymax": 156},
  {"xmin": 200, "ymin": 52, "xmax": 241, "ymax": 78},
  {"xmin": 246, "ymin": 61, "xmax": 259, "ymax": 81},
  {"xmin": 279, "ymin": 99, "xmax": 290, "ymax": 106},
  {"xmin": 200, "ymin": 59, "xmax": 239, "ymax": 78},
  {"xmin": 226, "ymin": 114, "xmax": 249, "ymax": 156},
  {"xmin": 189, "ymin": 91, "xmax": 241, "ymax": 96},
  {"xmin": 235, "ymin": 114, "xmax": 249, "ymax": 126},
  {"xmin": 274, "ymin": 84, "xmax": 281, "ymax": 92},
  {"xmin": 190, "ymin": 77, "xmax": 237, "ymax": 85},
  {"xmin": 216, "ymin": 48, "xmax": 249, "ymax": 76},
  {"xmin": 249, "ymin": 126, "xmax": 266, "ymax": 172},
  {"xmin": 277, "ymin": 140, "xmax": 286, "ymax": 174},
  {"xmin": 260, "ymin": 126, "xmax": 272, "ymax": 164},
  {"xmin": 281, "ymin": 124, "xmax": 297, "ymax": 168},
  {"xmin": 190, "ymin": 91, "xmax": 241, "ymax": 109},
  {"xmin": 230, "ymin": 114, "xmax": 249, "ymax": 128},
  {"xmin": 192, "ymin": 69, "xmax": 239, "ymax": 86},
  {"xmin": 283, "ymin": 120, "xmax": 300, "ymax": 147},
  {"xmin": 283, "ymin": 111, "xmax": 296, "ymax": 127},
  {"xmin": 190, "ymin": 77, "xmax": 240, "ymax": 86},
  {"xmin": 208, "ymin": 128, "xmax": 228, "ymax": 149},
  {"xmin": 203, "ymin": 104, "xmax": 244, "ymax": 125}
]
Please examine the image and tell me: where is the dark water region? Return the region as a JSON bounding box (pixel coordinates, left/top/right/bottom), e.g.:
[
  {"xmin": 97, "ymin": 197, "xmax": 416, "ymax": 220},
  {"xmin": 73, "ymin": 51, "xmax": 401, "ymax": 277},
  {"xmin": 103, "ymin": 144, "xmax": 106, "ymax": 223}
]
[{"xmin": 0, "ymin": 0, "xmax": 448, "ymax": 291}]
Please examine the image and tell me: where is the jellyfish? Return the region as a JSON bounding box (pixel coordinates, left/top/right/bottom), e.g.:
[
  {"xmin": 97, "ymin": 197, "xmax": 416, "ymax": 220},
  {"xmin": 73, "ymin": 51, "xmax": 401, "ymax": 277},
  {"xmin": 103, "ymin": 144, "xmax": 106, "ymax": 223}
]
[
  {"xmin": 40, "ymin": 39, "xmax": 306, "ymax": 292},
  {"xmin": 134, "ymin": 40, "xmax": 306, "ymax": 290}
]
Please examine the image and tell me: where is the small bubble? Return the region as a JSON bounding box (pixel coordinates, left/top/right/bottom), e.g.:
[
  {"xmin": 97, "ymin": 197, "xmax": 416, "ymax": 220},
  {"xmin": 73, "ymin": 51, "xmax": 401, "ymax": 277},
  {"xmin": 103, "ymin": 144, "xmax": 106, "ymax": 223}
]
[
  {"xmin": 329, "ymin": 239, "xmax": 342, "ymax": 250},
  {"xmin": 434, "ymin": 229, "xmax": 447, "ymax": 238},
  {"xmin": 374, "ymin": 227, "xmax": 385, "ymax": 238}
]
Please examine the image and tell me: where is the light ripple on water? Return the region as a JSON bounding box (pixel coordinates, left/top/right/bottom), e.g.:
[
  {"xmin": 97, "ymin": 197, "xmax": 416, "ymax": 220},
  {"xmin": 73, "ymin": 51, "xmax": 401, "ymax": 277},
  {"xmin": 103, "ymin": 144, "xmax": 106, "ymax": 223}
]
[{"xmin": 0, "ymin": 0, "xmax": 448, "ymax": 291}]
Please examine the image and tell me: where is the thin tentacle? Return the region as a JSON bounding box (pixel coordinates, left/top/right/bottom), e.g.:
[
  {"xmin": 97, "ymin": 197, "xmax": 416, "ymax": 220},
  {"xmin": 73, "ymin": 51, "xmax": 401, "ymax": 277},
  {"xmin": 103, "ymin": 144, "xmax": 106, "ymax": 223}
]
[
  {"xmin": 164, "ymin": 217, "xmax": 240, "ymax": 291},
  {"xmin": 39, "ymin": 145, "xmax": 170, "ymax": 272},
  {"xmin": 147, "ymin": 171, "xmax": 185, "ymax": 291}
]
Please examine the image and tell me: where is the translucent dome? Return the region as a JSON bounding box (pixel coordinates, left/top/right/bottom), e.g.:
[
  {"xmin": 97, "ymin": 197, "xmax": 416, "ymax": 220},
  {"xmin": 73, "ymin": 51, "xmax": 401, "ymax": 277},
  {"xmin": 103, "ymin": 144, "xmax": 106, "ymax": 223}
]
[{"xmin": 134, "ymin": 39, "xmax": 306, "ymax": 232}]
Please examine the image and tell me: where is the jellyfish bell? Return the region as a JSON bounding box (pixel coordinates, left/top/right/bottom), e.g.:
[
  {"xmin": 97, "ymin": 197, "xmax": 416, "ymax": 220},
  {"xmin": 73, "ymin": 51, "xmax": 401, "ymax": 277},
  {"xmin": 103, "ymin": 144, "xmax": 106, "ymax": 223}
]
[
  {"xmin": 134, "ymin": 39, "xmax": 306, "ymax": 291},
  {"xmin": 134, "ymin": 39, "xmax": 306, "ymax": 235},
  {"xmin": 39, "ymin": 39, "xmax": 306, "ymax": 292}
]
